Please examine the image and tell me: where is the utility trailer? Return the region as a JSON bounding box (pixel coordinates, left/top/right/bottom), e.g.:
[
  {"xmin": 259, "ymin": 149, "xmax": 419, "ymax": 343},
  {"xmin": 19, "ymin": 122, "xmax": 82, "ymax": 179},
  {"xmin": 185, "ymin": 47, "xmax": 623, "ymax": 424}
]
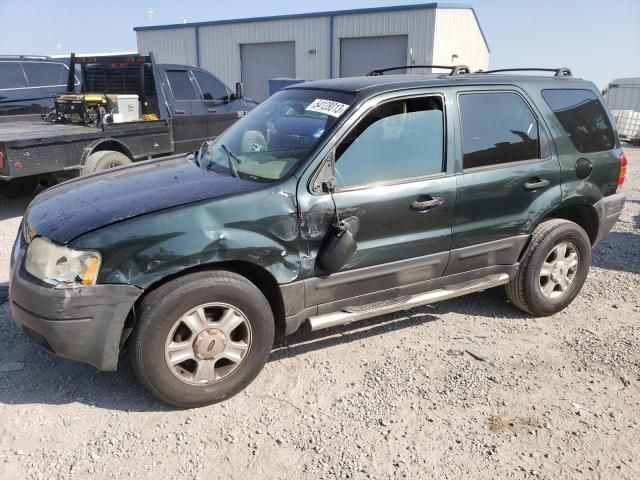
[
  {"xmin": 603, "ymin": 77, "xmax": 640, "ymax": 144},
  {"xmin": 0, "ymin": 53, "xmax": 254, "ymax": 197}
]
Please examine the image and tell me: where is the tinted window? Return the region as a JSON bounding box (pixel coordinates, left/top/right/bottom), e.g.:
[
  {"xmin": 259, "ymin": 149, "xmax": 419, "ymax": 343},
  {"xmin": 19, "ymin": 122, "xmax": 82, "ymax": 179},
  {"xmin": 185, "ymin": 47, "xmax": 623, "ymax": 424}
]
[
  {"xmin": 460, "ymin": 92, "xmax": 539, "ymax": 169},
  {"xmin": 542, "ymin": 89, "xmax": 615, "ymax": 153},
  {"xmin": 335, "ymin": 97, "xmax": 444, "ymax": 188},
  {"xmin": 22, "ymin": 62, "xmax": 68, "ymax": 87},
  {"xmin": 0, "ymin": 62, "xmax": 27, "ymax": 89},
  {"xmin": 193, "ymin": 70, "xmax": 228, "ymax": 101},
  {"xmin": 166, "ymin": 71, "xmax": 197, "ymax": 100}
]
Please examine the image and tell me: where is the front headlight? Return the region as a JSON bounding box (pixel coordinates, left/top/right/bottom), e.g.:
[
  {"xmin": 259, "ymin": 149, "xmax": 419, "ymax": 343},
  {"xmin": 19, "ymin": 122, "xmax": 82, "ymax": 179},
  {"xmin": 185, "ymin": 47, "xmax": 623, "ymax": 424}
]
[{"xmin": 25, "ymin": 237, "xmax": 101, "ymax": 287}]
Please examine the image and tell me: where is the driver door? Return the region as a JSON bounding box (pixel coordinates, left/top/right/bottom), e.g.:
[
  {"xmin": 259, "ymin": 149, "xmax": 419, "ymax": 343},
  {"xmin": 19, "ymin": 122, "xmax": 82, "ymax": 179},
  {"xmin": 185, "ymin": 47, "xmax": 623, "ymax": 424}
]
[{"xmin": 298, "ymin": 92, "xmax": 456, "ymax": 305}]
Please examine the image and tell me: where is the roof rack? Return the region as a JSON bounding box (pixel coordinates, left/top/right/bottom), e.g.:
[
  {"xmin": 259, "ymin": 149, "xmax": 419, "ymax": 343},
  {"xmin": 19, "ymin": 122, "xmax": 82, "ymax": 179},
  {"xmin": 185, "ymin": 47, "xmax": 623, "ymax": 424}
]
[
  {"xmin": 477, "ymin": 68, "xmax": 573, "ymax": 77},
  {"xmin": 366, "ymin": 64, "xmax": 471, "ymax": 76}
]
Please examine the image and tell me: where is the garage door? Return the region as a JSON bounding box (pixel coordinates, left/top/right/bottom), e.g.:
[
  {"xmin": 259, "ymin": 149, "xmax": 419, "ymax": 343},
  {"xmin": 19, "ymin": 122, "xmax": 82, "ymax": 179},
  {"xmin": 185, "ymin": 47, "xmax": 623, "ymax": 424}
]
[
  {"xmin": 240, "ymin": 42, "xmax": 295, "ymax": 102},
  {"xmin": 340, "ymin": 35, "xmax": 408, "ymax": 78}
]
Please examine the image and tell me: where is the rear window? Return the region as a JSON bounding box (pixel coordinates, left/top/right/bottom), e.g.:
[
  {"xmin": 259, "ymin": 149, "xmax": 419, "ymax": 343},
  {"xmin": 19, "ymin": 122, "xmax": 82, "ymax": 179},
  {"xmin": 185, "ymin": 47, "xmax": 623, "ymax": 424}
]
[
  {"xmin": 22, "ymin": 62, "xmax": 68, "ymax": 87},
  {"xmin": 0, "ymin": 62, "xmax": 27, "ymax": 89},
  {"xmin": 166, "ymin": 70, "xmax": 197, "ymax": 100},
  {"xmin": 542, "ymin": 89, "xmax": 615, "ymax": 153}
]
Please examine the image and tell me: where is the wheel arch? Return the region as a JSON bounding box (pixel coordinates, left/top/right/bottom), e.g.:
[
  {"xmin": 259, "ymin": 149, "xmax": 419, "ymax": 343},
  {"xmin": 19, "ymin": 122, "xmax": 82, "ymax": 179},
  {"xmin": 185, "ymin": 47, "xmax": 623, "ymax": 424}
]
[
  {"xmin": 541, "ymin": 203, "xmax": 599, "ymax": 246},
  {"xmin": 121, "ymin": 261, "xmax": 286, "ymax": 348},
  {"xmin": 81, "ymin": 139, "xmax": 135, "ymax": 166}
]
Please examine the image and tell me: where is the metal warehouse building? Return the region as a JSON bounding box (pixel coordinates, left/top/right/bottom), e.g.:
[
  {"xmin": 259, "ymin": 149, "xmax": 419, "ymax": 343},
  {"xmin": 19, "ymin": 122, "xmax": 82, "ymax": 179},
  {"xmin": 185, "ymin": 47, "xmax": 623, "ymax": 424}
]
[{"xmin": 134, "ymin": 2, "xmax": 490, "ymax": 102}]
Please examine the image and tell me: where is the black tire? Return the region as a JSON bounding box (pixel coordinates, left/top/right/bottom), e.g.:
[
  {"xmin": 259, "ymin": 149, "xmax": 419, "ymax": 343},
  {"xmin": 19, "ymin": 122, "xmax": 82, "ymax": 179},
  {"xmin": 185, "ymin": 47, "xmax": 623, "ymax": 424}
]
[
  {"xmin": 506, "ymin": 219, "xmax": 591, "ymax": 316},
  {"xmin": 0, "ymin": 178, "xmax": 39, "ymax": 198},
  {"xmin": 82, "ymin": 150, "xmax": 131, "ymax": 175},
  {"xmin": 130, "ymin": 271, "xmax": 275, "ymax": 408}
]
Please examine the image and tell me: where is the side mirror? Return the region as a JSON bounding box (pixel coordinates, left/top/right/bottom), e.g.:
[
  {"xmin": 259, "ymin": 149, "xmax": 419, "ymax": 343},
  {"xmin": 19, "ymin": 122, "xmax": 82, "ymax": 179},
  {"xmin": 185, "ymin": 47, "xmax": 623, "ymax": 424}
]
[
  {"xmin": 235, "ymin": 82, "xmax": 244, "ymax": 100},
  {"xmin": 318, "ymin": 216, "xmax": 359, "ymax": 273}
]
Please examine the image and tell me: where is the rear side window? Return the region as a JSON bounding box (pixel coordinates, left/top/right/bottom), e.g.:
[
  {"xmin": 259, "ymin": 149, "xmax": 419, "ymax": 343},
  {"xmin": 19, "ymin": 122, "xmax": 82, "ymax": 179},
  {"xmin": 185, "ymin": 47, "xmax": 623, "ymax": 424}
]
[
  {"xmin": 22, "ymin": 62, "xmax": 68, "ymax": 87},
  {"xmin": 542, "ymin": 89, "xmax": 615, "ymax": 153},
  {"xmin": 335, "ymin": 96, "xmax": 444, "ymax": 188},
  {"xmin": 459, "ymin": 92, "xmax": 539, "ymax": 169},
  {"xmin": 166, "ymin": 71, "xmax": 197, "ymax": 100},
  {"xmin": 193, "ymin": 70, "xmax": 228, "ymax": 101},
  {"xmin": 0, "ymin": 62, "xmax": 27, "ymax": 89}
]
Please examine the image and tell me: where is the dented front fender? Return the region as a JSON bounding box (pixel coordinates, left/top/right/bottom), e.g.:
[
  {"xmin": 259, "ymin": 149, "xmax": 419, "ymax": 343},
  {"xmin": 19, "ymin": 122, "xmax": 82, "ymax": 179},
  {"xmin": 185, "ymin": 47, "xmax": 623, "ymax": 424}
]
[{"xmin": 71, "ymin": 180, "xmax": 302, "ymax": 287}]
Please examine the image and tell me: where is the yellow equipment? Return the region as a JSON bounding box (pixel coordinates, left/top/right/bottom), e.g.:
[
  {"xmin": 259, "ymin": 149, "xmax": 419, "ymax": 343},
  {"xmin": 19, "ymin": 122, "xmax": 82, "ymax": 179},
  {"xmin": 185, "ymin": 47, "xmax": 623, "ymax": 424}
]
[{"xmin": 54, "ymin": 93, "xmax": 111, "ymax": 124}]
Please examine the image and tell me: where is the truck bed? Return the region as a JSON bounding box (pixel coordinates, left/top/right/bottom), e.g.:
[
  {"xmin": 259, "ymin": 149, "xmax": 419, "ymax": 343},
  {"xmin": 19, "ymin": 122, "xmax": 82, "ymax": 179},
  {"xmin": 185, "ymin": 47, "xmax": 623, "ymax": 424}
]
[
  {"xmin": 0, "ymin": 120, "xmax": 96, "ymax": 143},
  {"xmin": 0, "ymin": 118, "xmax": 174, "ymax": 179}
]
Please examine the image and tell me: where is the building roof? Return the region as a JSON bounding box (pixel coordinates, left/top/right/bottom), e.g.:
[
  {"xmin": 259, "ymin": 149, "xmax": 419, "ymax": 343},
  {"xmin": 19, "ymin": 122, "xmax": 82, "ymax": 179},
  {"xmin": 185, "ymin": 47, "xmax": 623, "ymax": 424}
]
[{"xmin": 133, "ymin": 3, "xmax": 490, "ymax": 53}]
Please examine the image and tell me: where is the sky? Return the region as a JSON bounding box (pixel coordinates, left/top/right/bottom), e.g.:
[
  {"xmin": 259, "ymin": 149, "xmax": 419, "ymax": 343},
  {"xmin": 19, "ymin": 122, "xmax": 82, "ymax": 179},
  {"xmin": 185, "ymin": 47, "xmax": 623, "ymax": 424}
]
[{"xmin": 0, "ymin": 0, "xmax": 638, "ymax": 89}]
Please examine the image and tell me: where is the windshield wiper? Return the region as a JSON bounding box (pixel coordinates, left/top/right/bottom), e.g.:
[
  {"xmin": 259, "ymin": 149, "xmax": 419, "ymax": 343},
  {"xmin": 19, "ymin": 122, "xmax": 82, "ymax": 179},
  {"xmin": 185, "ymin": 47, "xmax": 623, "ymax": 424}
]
[{"xmin": 220, "ymin": 143, "xmax": 241, "ymax": 178}]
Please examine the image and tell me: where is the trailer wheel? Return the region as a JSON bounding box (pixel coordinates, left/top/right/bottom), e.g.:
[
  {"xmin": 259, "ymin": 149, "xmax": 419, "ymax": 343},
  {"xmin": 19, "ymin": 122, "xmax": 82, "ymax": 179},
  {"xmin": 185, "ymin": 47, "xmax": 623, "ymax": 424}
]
[{"xmin": 83, "ymin": 150, "xmax": 132, "ymax": 175}]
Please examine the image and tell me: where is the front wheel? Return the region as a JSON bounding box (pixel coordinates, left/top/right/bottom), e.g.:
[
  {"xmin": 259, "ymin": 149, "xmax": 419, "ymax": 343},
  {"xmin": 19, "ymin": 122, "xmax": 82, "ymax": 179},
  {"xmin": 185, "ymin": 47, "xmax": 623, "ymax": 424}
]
[
  {"xmin": 130, "ymin": 271, "xmax": 275, "ymax": 408},
  {"xmin": 506, "ymin": 219, "xmax": 592, "ymax": 316}
]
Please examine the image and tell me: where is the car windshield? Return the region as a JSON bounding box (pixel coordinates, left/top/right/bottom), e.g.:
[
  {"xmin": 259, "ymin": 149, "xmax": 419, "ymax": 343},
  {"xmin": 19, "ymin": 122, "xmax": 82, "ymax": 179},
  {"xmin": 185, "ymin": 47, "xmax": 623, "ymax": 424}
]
[{"xmin": 199, "ymin": 89, "xmax": 355, "ymax": 181}]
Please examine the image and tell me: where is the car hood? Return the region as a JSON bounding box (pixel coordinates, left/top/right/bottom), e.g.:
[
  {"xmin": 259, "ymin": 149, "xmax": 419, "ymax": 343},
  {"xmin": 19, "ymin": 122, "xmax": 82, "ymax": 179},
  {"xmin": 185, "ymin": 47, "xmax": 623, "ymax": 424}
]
[{"xmin": 25, "ymin": 155, "xmax": 262, "ymax": 244}]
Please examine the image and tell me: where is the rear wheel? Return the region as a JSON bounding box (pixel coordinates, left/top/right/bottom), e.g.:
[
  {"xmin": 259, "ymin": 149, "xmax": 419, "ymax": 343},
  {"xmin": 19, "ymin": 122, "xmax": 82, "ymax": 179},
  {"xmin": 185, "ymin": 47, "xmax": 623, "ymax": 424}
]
[
  {"xmin": 130, "ymin": 271, "xmax": 275, "ymax": 408},
  {"xmin": 506, "ymin": 219, "xmax": 591, "ymax": 316},
  {"xmin": 82, "ymin": 150, "xmax": 131, "ymax": 175}
]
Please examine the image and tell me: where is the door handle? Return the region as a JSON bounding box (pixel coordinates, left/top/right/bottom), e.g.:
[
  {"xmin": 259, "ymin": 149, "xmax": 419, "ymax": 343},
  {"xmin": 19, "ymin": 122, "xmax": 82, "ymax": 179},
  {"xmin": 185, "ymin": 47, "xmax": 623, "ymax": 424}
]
[
  {"xmin": 410, "ymin": 196, "xmax": 444, "ymax": 211},
  {"xmin": 524, "ymin": 178, "xmax": 550, "ymax": 191},
  {"xmin": 174, "ymin": 109, "xmax": 186, "ymax": 115},
  {"xmin": 207, "ymin": 108, "xmax": 217, "ymax": 113}
]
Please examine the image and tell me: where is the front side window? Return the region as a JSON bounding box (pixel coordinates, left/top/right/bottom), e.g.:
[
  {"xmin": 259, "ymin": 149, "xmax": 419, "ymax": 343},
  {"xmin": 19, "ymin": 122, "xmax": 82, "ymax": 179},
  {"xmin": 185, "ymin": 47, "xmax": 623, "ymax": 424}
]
[
  {"xmin": 0, "ymin": 62, "xmax": 27, "ymax": 89},
  {"xmin": 166, "ymin": 70, "xmax": 197, "ymax": 100},
  {"xmin": 460, "ymin": 92, "xmax": 539, "ymax": 169},
  {"xmin": 335, "ymin": 97, "xmax": 445, "ymax": 188},
  {"xmin": 199, "ymin": 89, "xmax": 355, "ymax": 181},
  {"xmin": 22, "ymin": 62, "xmax": 68, "ymax": 87},
  {"xmin": 542, "ymin": 89, "xmax": 615, "ymax": 153},
  {"xmin": 193, "ymin": 70, "xmax": 229, "ymax": 101}
]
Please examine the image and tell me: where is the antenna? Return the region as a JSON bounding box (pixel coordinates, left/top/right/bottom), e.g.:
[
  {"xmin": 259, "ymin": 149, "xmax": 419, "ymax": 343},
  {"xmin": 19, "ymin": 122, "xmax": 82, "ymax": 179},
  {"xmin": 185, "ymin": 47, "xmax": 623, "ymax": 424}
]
[{"xmin": 148, "ymin": 7, "xmax": 154, "ymax": 24}]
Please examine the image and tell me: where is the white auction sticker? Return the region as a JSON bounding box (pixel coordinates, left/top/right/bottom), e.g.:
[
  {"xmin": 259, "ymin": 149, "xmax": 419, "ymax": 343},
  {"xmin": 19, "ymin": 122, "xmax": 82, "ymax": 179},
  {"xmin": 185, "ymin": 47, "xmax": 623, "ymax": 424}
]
[{"xmin": 305, "ymin": 99, "xmax": 349, "ymax": 118}]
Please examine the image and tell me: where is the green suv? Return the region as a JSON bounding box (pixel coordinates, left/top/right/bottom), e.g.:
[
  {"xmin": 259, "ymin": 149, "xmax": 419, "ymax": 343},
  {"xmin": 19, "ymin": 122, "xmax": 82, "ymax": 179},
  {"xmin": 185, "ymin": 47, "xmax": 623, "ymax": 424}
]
[{"xmin": 9, "ymin": 66, "xmax": 627, "ymax": 407}]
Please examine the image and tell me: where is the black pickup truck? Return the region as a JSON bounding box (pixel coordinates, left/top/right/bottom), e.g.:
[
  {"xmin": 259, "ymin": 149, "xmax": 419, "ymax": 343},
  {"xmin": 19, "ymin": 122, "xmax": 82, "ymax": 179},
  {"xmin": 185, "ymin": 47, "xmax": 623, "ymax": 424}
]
[{"xmin": 0, "ymin": 53, "xmax": 256, "ymax": 197}]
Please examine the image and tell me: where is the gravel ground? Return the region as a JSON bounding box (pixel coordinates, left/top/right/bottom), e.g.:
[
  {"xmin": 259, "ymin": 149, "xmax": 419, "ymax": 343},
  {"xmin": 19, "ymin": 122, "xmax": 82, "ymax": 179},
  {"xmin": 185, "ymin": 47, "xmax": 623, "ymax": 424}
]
[{"xmin": 1, "ymin": 149, "xmax": 638, "ymax": 480}]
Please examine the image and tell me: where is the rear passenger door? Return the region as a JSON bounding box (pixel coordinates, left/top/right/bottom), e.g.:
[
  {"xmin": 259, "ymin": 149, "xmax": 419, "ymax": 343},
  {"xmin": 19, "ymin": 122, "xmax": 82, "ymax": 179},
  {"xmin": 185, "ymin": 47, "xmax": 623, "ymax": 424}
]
[
  {"xmin": 192, "ymin": 69, "xmax": 239, "ymax": 137},
  {"xmin": 448, "ymin": 88, "xmax": 561, "ymax": 275},
  {"xmin": 165, "ymin": 69, "xmax": 207, "ymax": 153}
]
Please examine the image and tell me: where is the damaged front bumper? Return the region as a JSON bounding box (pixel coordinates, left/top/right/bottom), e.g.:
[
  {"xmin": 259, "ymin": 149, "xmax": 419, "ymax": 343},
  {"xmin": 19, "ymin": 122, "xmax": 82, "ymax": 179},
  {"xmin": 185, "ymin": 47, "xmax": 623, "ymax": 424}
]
[{"xmin": 9, "ymin": 235, "xmax": 142, "ymax": 371}]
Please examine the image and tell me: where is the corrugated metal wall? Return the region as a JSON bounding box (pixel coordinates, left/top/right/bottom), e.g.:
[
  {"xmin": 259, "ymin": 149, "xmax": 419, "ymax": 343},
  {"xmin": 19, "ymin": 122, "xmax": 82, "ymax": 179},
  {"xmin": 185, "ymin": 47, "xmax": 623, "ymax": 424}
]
[
  {"xmin": 199, "ymin": 17, "xmax": 329, "ymax": 89},
  {"xmin": 432, "ymin": 9, "xmax": 489, "ymax": 72},
  {"xmin": 137, "ymin": 27, "xmax": 198, "ymax": 66},
  {"xmin": 135, "ymin": 7, "xmax": 489, "ymax": 90},
  {"xmin": 332, "ymin": 9, "xmax": 436, "ymax": 77}
]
